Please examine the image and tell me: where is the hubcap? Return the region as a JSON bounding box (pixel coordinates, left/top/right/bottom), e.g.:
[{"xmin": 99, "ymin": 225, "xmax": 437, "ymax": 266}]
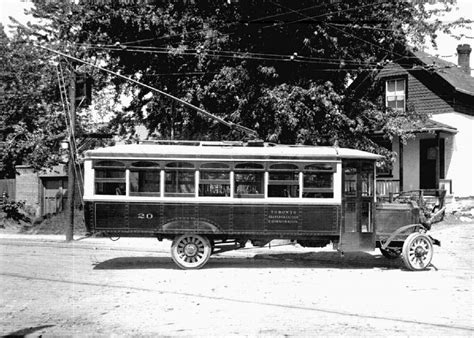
[
  {"xmin": 414, "ymin": 246, "xmax": 426, "ymax": 257},
  {"xmin": 408, "ymin": 237, "xmax": 432, "ymax": 268},
  {"xmin": 184, "ymin": 243, "xmax": 198, "ymax": 257}
]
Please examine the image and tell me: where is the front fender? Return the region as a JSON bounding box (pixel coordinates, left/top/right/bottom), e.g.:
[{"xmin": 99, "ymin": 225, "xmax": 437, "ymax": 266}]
[{"xmin": 381, "ymin": 223, "xmax": 427, "ymax": 250}]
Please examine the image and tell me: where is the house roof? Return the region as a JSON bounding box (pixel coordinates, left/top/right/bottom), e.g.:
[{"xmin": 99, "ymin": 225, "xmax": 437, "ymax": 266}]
[
  {"xmin": 410, "ymin": 119, "xmax": 458, "ymax": 134},
  {"xmin": 409, "ymin": 50, "xmax": 474, "ymax": 96}
]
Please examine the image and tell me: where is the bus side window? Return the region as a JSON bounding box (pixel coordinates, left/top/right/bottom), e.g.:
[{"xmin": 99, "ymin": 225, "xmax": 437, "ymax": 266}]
[
  {"xmin": 165, "ymin": 162, "xmax": 195, "ymax": 197},
  {"xmin": 234, "ymin": 163, "xmax": 264, "ymax": 198},
  {"xmin": 303, "ymin": 163, "xmax": 335, "ymax": 198},
  {"xmin": 199, "ymin": 163, "xmax": 231, "ymax": 197},
  {"xmin": 130, "ymin": 161, "xmax": 160, "ymax": 196},
  {"xmin": 94, "ymin": 161, "xmax": 126, "ymax": 196},
  {"xmin": 268, "ymin": 163, "xmax": 299, "ymax": 198}
]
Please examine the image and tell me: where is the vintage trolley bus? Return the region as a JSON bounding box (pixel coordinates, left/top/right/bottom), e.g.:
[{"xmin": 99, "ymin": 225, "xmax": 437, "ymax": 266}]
[{"xmin": 83, "ymin": 140, "xmax": 440, "ymax": 270}]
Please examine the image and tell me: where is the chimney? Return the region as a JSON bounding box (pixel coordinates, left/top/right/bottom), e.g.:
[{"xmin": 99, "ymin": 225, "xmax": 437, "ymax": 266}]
[{"xmin": 457, "ymin": 44, "xmax": 471, "ymax": 75}]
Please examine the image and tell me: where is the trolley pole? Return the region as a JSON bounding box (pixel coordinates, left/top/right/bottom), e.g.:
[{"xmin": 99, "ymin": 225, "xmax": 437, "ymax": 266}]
[{"xmin": 66, "ymin": 71, "xmax": 76, "ymax": 242}]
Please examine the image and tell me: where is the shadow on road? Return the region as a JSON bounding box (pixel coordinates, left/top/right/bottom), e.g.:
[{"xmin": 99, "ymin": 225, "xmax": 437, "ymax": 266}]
[
  {"xmin": 5, "ymin": 325, "xmax": 55, "ymax": 337},
  {"xmin": 93, "ymin": 251, "xmax": 403, "ymax": 270}
]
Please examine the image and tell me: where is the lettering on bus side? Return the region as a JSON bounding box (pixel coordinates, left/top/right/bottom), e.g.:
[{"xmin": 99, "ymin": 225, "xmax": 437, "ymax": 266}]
[
  {"xmin": 137, "ymin": 213, "xmax": 154, "ymax": 220},
  {"xmin": 267, "ymin": 208, "xmax": 299, "ymax": 225}
]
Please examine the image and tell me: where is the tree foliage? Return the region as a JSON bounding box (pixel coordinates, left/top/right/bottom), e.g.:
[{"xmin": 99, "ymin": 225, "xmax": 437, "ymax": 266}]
[
  {"xmin": 1, "ymin": 0, "xmax": 469, "ymax": 176},
  {"xmin": 0, "ymin": 24, "xmax": 67, "ymax": 177}
]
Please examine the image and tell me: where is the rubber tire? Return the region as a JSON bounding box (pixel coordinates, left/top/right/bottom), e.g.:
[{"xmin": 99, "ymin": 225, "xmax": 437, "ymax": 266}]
[
  {"xmin": 402, "ymin": 233, "xmax": 433, "ymax": 271},
  {"xmin": 171, "ymin": 234, "xmax": 212, "ymax": 269}
]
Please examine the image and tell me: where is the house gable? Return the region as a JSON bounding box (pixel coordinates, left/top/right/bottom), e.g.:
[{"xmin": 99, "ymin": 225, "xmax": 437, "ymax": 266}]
[
  {"xmin": 371, "ymin": 51, "xmax": 474, "ymax": 117},
  {"xmin": 376, "ymin": 62, "xmax": 457, "ymax": 115}
]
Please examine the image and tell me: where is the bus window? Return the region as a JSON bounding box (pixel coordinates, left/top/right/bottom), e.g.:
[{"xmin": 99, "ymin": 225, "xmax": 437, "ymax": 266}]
[
  {"xmin": 361, "ymin": 162, "xmax": 374, "ymax": 197},
  {"xmin": 94, "ymin": 161, "xmax": 126, "ymax": 195},
  {"xmin": 234, "ymin": 163, "xmax": 264, "ymax": 198},
  {"xmin": 199, "ymin": 163, "xmax": 230, "ymax": 197},
  {"xmin": 268, "ymin": 163, "xmax": 299, "ymax": 197},
  {"xmin": 130, "ymin": 161, "xmax": 160, "ymax": 196},
  {"xmin": 165, "ymin": 162, "xmax": 195, "ymax": 197},
  {"xmin": 303, "ymin": 163, "xmax": 335, "ymax": 198}
]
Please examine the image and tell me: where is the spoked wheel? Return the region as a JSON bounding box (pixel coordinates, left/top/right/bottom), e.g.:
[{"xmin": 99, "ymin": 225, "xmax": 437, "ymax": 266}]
[
  {"xmin": 171, "ymin": 234, "xmax": 211, "ymax": 269},
  {"xmin": 402, "ymin": 233, "xmax": 433, "ymax": 271},
  {"xmin": 379, "ymin": 247, "xmax": 401, "ymax": 259}
]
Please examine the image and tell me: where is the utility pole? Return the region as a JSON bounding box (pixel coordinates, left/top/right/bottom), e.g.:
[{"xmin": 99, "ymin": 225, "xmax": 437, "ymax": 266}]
[{"xmin": 66, "ymin": 70, "xmax": 76, "ymax": 242}]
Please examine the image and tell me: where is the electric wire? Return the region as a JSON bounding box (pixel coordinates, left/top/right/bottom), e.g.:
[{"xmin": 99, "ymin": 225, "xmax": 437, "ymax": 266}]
[
  {"xmin": 117, "ymin": 1, "xmax": 345, "ymax": 46},
  {"xmin": 38, "ymin": 44, "xmax": 259, "ymax": 138},
  {"xmin": 42, "ymin": 41, "xmax": 462, "ymax": 73}
]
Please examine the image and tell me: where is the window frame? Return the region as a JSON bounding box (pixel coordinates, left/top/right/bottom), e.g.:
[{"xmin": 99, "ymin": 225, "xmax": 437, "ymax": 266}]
[
  {"xmin": 129, "ymin": 161, "xmax": 161, "ymax": 197},
  {"xmin": 88, "ymin": 158, "xmax": 341, "ymax": 203},
  {"xmin": 267, "ymin": 163, "xmax": 300, "ymax": 198},
  {"xmin": 234, "ymin": 162, "xmax": 265, "ymax": 199},
  {"xmin": 93, "ymin": 160, "xmax": 126, "ymax": 196},
  {"xmin": 385, "ymin": 78, "xmax": 406, "ymax": 111},
  {"xmin": 164, "ymin": 161, "xmax": 196, "ymax": 197},
  {"xmin": 302, "ymin": 163, "xmax": 335, "ymax": 199},
  {"xmin": 198, "ymin": 162, "xmax": 231, "ymax": 198}
]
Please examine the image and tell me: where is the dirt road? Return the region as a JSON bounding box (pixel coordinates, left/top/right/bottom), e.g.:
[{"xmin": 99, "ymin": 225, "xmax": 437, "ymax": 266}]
[{"xmin": 0, "ymin": 221, "xmax": 473, "ymax": 336}]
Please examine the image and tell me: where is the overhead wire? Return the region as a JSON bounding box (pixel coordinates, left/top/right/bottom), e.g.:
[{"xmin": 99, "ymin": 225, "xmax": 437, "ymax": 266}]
[
  {"xmin": 76, "ymin": 43, "xmax": 385, "ymax": 66},
  {"xmin": 325, "ymin": 22, "xmax": 406, "ymax": 59},
  {"xmin": 118, "ymin": 1, "xmax": 345, "ymax": 46},
  {"xmin": 36, "ymin": 44, "xmax": 259, "ymax": 138},
  {"xmin": 260, "ymin": 1, "xmax": 391, "ymax": 30},
  {"xmin": 66, "ymin": 41, "xmax": 461, "ymax": 73}
]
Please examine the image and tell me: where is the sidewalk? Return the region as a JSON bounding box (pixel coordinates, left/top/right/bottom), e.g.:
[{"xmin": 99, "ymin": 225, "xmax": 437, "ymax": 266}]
[{"xmin": 0, "ymin": 233, "xmax": 172, "ymax": 253}]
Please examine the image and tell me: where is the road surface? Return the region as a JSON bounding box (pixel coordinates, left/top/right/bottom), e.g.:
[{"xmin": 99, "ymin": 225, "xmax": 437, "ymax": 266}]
[{"xmin": 0, "ymin": 221, "xmax": 473, "ymax": 336}]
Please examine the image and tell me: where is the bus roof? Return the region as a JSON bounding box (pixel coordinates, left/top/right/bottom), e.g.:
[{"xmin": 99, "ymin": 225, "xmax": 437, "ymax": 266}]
[{"xmin": 84, "ymin": 142, "xmax": 383, "ymax": 161}]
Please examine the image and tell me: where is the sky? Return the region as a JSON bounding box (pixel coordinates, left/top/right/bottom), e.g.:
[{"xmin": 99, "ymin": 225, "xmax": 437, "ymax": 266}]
[{"xmin": 0, "ymin": 0, "xmax": 472, "ymax": 73}]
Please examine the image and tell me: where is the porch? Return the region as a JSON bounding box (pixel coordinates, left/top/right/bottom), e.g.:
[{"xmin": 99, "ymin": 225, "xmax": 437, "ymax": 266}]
[
  {"xmin": 373, "ymin": 178, "xmax": 452, "ymax": 197},
  {"xmin": 344, "ymin": 178, "xmax": 453, "ymax": 198}
]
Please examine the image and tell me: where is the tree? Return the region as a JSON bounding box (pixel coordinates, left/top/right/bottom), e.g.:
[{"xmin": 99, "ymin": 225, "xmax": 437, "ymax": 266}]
[
  {"xmin": 0, "ymin": 23, "xmax": 66, "ymax": 178},
  {"xmin": 14, "ymin": 0, "xmax": 471, "ymax": 159}
]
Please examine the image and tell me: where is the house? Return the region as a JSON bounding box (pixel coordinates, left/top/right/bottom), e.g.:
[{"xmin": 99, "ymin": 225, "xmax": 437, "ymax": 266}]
[
  {"xmin": 15, "ymin": 164, "xmax": 69, "ymax": 217},
  {"xmin": 359, "ymin": 44, "xmax": 474, "ymax": 198}
]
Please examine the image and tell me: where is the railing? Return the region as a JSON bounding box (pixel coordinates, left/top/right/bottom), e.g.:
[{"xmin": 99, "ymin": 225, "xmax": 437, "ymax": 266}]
[
  {"xmin": 345, "ymin": 179, "xmax": 399, "ymax": 197},
  {"xmin": 376, "ymin": 179, "xmax": 400, "ymax": 197}
]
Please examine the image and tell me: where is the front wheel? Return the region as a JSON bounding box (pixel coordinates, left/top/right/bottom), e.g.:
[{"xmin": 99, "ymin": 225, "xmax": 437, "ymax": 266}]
[
  {"xmin": 402, "ymin": 233, "xmax": 433, "ymax": 271},
  {"xmin": 171, "ymin": 234, "xmax": 212, "ymax": 269}
]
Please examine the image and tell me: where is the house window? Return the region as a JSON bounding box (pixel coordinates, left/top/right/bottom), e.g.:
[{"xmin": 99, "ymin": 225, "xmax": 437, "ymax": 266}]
[{"xmin": 386, "ymin": 79, "xmax": 406, "ymax": 111}]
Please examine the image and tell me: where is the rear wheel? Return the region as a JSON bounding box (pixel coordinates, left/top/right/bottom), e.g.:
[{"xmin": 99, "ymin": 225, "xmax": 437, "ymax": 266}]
[
  {"xmin": 402, "ymin": 233, "xmax": 433, "ymax": 271},
  {"xmin": 171, "ymin": 234, "xmax": 211, "ymax": 269}
]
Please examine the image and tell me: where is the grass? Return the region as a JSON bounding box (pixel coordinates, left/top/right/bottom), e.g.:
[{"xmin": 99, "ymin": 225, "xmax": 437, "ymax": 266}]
[{"xmin": 1, "ymin": 209, "xmax": 87, "ymax": 236}]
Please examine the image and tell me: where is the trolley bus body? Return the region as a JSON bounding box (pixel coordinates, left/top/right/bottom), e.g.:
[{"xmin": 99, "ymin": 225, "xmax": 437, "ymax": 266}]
[{"xmin": 83, "ymin": 141, "xmax": 438, "ymax": 270}]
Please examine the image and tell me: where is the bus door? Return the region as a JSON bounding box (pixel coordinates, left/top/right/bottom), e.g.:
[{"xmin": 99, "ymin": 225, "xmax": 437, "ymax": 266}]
[{"xmin": 339, "ymin": 160, "xmax": 376, "ymax": 252}]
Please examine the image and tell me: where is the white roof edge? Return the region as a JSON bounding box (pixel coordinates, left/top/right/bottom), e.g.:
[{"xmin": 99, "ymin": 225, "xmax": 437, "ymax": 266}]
[{"xmin": 84, "ymin": 143, "xmax": 382, "ymax": 160}]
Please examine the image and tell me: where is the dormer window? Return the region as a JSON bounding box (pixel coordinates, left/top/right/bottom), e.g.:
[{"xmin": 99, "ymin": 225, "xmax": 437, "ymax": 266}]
[{"xmin": 386, "ymin": 79, "xmax": 406, "ymax": 111}]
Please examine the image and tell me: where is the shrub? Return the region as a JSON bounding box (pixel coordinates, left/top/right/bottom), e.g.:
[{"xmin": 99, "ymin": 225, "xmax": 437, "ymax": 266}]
[{"xmin": 1, "ymin": 200, "xmax": 30, "ymax": 222}]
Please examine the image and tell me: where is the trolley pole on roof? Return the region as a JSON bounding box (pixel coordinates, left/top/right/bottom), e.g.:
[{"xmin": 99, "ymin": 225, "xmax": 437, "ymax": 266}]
[{"xmin": 66, "ymin": 71, "xmax": 76, "ymax": 242}]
